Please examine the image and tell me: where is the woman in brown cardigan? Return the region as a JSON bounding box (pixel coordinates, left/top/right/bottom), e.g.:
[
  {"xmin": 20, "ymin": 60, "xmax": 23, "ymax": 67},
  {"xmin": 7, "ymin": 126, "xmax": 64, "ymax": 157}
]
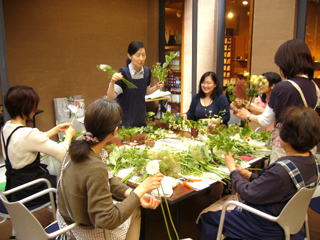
[{"xmin": 56, "ymin": 97, "xmax": 163, "ymax": 240}]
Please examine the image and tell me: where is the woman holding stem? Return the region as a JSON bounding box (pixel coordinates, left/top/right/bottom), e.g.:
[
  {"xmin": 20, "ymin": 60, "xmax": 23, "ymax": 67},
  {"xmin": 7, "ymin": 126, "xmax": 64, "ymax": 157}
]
[
  {"xmin": 57, "ymin": 97, "xmax": 163, "ymax": 240},
  {"xmin": 107, "ymin": 41, "xmax": 164, "ymax": 128},
  {"xmin": 234, "ymin": 39, "xmax": 319, "ymax": 163}
]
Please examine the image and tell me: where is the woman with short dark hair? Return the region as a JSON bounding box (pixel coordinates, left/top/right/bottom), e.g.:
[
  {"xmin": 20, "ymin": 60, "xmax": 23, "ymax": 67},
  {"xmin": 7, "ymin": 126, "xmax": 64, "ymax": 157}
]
[
  {"xmin": 57, "ymin": 97, "xmax": 163, "ymax": 240},
  {"xmin": 235, "ymin": 39, "xmax": 319, "ymax": 163},
  {"xmin": 183, "ymin": 71, "xmax": 230, "ymax": 125},
  {"xmin": 1, "ymin": 85, "xmax": 75, "ymax": 206},
  {"xmin": 198, "ymin": 106, "xmax": 320, "ymax": 240}
]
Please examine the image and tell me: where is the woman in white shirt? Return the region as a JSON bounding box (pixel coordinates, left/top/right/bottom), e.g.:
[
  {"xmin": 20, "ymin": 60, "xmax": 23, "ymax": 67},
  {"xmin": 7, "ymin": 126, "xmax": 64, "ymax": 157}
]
[{"xmin": 1, "ymin": 85, "xmax": 75, "ymax": 206}]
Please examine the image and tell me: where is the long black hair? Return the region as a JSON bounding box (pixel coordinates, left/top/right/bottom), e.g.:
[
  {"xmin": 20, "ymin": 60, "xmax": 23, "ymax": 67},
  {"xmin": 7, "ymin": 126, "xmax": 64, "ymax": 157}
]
[
  {"xmin": 69, "ymin": 97, "xmax": 122, "ymax": 162},
  {"xmin": 126, "ymin": 41, "xmax": 146, "ymax": 66},
  {"xmin": 198, "ymin": 71, "xmax": 223, "ymax": 100},
  {"xmin": 261, "ymin": 72, "xmax": 282, "ymax": 103}
]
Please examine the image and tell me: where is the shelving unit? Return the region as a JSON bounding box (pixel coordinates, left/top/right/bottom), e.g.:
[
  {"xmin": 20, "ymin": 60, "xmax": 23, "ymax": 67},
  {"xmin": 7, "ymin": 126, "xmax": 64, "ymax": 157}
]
[
  {"xmin": 223, "ymin": 37, "xmax": 232, "ymax": 86},
  {"xmin": 165, "ymin": 45, "xmax": 181, "ymax": 115}
]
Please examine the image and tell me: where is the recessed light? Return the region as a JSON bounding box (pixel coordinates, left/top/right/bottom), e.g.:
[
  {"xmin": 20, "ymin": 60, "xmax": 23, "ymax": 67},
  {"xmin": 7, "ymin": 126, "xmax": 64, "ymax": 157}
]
[
  {"xmin": 242, "ymin": 0, "xmax": 248, "ymax": 5},
  {"xmin": 228, "ymin": 12, "xmax": 234, "ymax": 18}
]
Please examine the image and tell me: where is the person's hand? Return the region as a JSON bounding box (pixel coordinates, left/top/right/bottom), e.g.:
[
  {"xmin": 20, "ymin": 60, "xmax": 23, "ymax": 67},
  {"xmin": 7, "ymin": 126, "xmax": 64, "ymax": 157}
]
[
  {"xmin": 65, "ymin": 125, "xmax": 76, "ymax": 138},
  {"xmin": 235, "ymin": 107, "xmax": 250, "ymax": 121},
  {"xmin": 135, "ymin": 172, "xmax": 163, "ymax": 197},
  {"xmin": 235, "ymin": 164, "xmax": 252, "ymax": 180},
  {"xmin": 140, "ymin": 193, "xmax": 160, "ymax": 209},
  {"xmin": 56, "ymin": 123, "xmax": 73, "ymax": 132},
  {"xmin": 183, "ymin": 114, "xmax": 188, "ymax": 120},
  {"xmin": 111, "ymin": 72, "xmax": 123, "ymax": 83},
  {"xmin": 225, "ymin": 152, "xmax": 237, "ymax": 172},
  {"xmin": 157, "ymin": 81, "xmax": 164, "ymax": 90}
]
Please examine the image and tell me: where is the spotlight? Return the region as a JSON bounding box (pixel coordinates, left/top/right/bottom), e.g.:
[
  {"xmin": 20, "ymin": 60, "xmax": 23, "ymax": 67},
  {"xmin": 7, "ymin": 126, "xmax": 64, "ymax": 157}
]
[
  {"xmin": 242, "ymin": 0, "xmax": 248, "ymax": 5},
  {"xmin": 176, "ymin": 10, "xmax": 182, "ymax": 18},
  {"xmin": 228, "ymin": 12, "xmax": 234, "ymax": 18}
]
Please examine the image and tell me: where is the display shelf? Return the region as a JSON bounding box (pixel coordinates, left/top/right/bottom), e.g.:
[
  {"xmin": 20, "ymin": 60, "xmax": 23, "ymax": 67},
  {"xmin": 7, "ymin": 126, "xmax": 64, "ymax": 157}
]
[{"xmin": 223, "ymin": 37, "xmax": 232, "ymax": 86}]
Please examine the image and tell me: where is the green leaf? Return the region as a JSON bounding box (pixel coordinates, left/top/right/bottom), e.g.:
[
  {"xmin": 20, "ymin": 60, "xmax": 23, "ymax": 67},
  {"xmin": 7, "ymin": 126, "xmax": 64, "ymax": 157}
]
[
  {"xmin": 109, "ymin": 146, "xmax": 120, "ymax": 165},
  {"xmin": 163, "ymin": 62, "xmax": 169, "ymax": 68}
]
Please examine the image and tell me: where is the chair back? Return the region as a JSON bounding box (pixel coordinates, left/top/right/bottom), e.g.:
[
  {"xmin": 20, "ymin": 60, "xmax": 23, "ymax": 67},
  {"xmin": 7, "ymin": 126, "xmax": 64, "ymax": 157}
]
[
  {"xmin": 277, "ymin": 186, "xmax": 317, "ymax": 235},
  {"xmin": 1, "ymin": 196, "xmax": 49, "ymax": 240}
]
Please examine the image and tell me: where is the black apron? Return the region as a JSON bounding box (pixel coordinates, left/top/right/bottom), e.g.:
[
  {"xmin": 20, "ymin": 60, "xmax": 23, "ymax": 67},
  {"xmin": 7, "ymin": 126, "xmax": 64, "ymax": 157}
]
[
  {"xmin": 1, "ymin": 126, "xmax": 56, "ymax": 207},
  {"xmin": 117, "ymin": 66, "xmax": 150, "ymax": 128}
]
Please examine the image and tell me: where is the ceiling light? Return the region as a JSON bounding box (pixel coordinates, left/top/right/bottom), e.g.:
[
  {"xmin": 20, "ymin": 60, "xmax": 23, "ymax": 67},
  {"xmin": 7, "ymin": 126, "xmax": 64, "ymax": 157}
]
[
  {"xmin": 242, "ymin": 0, "xmax": 248, "ymax": 5},
  {"xmin": 228, "ymin": 12, "xmax": 234, "ymax": 18}
]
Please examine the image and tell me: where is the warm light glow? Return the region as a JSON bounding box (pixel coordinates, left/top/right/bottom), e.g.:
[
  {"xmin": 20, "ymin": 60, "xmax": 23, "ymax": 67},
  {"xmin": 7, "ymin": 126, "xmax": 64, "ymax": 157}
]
[
  {"xmin": 242, "ymin": 0, "xmax": 248, "ymax": 5},
  {"xmin": 228, "ymin": 12, "xmax": 234, "ymax": 18}
]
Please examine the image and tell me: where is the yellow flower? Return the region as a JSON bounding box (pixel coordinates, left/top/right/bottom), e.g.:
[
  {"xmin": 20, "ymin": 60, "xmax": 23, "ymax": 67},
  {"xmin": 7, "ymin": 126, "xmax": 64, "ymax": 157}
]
[{"xmin": 243, "ymin": 71, "xmax": 250, "ymax": 77}]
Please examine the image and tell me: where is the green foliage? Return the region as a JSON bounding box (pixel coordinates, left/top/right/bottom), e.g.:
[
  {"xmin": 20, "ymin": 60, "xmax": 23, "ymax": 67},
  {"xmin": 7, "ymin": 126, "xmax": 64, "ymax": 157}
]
[
  {"xmin": 150, "ymin": 150, "xmax": 180, "ymax": 178},
  {"xmin": 226, "ymin": 84, "xmax": 235, "ymax": 102},
  {"xmin": 151, "ymin": 52, "xmax": 177, "ymax": 82}
]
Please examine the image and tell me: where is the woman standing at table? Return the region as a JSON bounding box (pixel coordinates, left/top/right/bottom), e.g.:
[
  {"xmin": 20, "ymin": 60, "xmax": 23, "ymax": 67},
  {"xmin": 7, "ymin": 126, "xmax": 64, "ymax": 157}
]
[
  {"xmin": 57, "ymin": 97, "xmax": 163, "ymax": 240},
  {"xmin": 1, "ymin": 85, "xmax": 75, "ymax": 206},
  {"xmin": 106, "ymin": 41, "xmax": 164, "ymax": 128},
  {"xmin": 183, "ymin": 71, "xmax": 230, "ymax": 125},
  {"xmin": 245, "ymin": 72, "xmax": 282, "ymax": 131},
  {"xmin": 235, "ymin": 39, "xmax": 319, "ymax": 163},
  {"xmin": 198, "ymin": 106, "xmax": 320, "ymax": 240}
]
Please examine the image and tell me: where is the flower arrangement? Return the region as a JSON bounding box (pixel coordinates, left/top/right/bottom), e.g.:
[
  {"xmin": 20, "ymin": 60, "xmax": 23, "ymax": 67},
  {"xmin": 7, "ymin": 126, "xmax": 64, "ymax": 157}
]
[
  {"xmin": 151, "ymin": 52, "xmax": 177, "ymax": 82},
  {"xmin": 229, "ymin": 72, "xmax": 266, "ymax": 112}
]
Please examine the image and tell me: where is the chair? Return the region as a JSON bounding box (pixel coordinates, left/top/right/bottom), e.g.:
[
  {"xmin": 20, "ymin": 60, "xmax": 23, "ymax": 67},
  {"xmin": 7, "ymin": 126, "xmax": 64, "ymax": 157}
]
[
  {"xmin": 1, "ymin": 186, "xmax": 77, "ymax": 240},
  {"xmin": 0, "ymin": 178, "xmax": 56, "ymax": 234},
  {"xmin": 216, "ymin": 186, "xmax": 317, "ymax": 240}
]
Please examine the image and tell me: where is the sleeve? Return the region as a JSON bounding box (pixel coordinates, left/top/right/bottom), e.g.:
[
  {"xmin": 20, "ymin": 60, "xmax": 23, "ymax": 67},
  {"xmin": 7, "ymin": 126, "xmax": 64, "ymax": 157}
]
[
  {"xmin": 257, "ymin": 105, "xmax": 276, "ymax": 127},
  {"xmin": 86, "ymin": 164, "xmax": 140, "ymax": 229},
  {"xmin": 230, "ymin": 165, "xmax": 294, "ymax": 205},
  {"xmin": 109, "ymin": 176, "xmax": 130, "ymax": 199},
  {"xmin": 24, "ymin": 128, "xmax": 68, "ymax": 162},
  {"xmin": 218, "ymin": 94, "xmax": 230, "ymax": 124},
  {"xmin": 115, "ymin": 68, "xmax": 128, "ymax": 95},
  {"xmin": 186, "ymin": 94, "xmax": 198, "ymax": 121}
]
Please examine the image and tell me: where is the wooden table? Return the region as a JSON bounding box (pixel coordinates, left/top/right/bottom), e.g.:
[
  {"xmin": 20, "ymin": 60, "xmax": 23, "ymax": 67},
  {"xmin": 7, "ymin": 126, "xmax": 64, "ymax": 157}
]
[{"xmin": 136, "ymin": 155, "xmax": 268, "ymax": 240}]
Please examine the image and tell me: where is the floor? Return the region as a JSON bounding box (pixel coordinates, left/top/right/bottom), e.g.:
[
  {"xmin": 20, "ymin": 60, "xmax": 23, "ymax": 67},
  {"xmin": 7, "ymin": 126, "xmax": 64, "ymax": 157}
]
[{"xmin": 1, "ymin": 155, "xmax": 320, "ymax": 240}]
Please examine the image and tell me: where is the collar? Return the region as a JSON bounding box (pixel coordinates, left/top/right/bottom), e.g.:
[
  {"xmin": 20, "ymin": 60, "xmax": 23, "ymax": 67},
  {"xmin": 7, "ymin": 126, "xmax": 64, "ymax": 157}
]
[{"xmin": 128, "ymin": 62, "xmax": 144, "ymax": 76}]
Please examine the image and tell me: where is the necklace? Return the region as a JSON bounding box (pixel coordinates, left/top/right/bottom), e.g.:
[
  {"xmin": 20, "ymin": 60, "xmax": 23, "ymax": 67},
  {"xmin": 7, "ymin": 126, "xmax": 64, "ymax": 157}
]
[{"xmin": 203, "ymin": 98, "xmax": 213, "ymax": 111}]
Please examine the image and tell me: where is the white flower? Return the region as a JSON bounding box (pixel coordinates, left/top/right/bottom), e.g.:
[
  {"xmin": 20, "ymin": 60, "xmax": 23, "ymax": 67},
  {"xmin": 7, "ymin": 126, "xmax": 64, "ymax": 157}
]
[
  {"xmin": 146, "ymin": 160, "xmax": 160, "ymax": 175},
  {"xmin": 234, "ymin": 133, "xmax": 241, "ymax": 140}
]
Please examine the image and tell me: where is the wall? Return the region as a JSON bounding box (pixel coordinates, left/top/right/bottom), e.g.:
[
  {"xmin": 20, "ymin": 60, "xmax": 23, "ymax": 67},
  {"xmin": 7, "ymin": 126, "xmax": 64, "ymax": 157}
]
[
  {"xmin": 182, "ymin": 0, "xmax": 218, "ymax": 113},
  {"xmin": 3, "ymin": 0, "xmax": 159, "ymax": 135},
  {"xmin": 250, "ymin": 0, "xmax": 297, "ymax": 75}
]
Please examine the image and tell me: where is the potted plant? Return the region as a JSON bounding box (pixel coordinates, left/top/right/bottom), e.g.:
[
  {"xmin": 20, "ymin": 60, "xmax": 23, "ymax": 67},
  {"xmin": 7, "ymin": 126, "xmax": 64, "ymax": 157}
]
[
  {"xmin": 145, "ymin": 134, "xmax": 157, "ymax": 148},
  {"xmin": 146, "ymin": 111, "xmax": 155, "ymax": 123}
]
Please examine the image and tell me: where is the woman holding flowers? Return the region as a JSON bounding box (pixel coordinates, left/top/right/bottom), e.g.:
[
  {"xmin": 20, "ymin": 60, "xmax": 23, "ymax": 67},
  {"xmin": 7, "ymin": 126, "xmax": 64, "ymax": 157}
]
[
  {"xmin": 107, "ymin": 41, "xmax": 164, "ymax": 128},
  {"xmin": 1, "ymin": 85, "xmax": 76, "ymax": 207},
  {"xmin": 246, "ymin": 72, "xmax": 282, "ymax": 131},
  {"xmin": 57, "ymin": 97, "xmax": 163, "ymax": 240},
  {"xmin": 183, "ymin": 71, "xmax": 230, "ymax": 125},
  {"xmin": 198, "ymin": 106, "xmax": 320, "ymax": 240},
  {"xmin": 234, "ymin": 39, "xmax": 319, "ymax": 163}
]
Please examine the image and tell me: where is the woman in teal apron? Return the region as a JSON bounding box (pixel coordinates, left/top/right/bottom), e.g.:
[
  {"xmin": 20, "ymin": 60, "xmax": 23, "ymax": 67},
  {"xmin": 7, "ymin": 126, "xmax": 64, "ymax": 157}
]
[{"xmin": 107, "ymin": 41, "xmax": 164, "ymax": 128}]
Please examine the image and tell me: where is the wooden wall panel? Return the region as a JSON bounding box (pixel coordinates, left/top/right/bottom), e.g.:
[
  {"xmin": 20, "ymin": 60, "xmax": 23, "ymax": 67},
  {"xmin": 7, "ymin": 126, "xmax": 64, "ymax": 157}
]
[{"xmin": 3, "ymin": 0, "xmax": 159, "ymax": 135}]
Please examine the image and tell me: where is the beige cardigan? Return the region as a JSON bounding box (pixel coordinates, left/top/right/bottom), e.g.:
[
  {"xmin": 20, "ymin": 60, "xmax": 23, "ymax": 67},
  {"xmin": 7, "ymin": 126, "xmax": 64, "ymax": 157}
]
[{"xmin": 57, "ymin": 150, "xmax": 140, "ymax": 230}]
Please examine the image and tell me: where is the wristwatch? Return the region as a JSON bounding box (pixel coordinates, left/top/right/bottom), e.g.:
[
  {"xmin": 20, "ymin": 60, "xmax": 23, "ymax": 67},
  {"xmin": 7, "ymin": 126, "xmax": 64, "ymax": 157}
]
[{"xmin": 247, "ymin": 113, "xmax": 252, "ymax": 122}]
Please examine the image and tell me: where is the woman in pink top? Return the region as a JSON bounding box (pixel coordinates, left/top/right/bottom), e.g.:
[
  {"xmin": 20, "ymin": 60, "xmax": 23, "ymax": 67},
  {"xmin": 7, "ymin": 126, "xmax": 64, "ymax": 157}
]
[{"xmin": 247, "ymin": 72, "xmax": 282, "ymax": 131}]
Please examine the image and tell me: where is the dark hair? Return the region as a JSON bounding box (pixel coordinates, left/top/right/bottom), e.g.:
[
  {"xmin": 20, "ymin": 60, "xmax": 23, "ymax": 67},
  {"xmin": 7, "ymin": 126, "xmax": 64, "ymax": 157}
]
[
  {"xmin": 260, "ymin": 72, "xmax": 282, "ymax": 103},
  {"xmin": 280, "ymin": 106, "xmax": 320, "ymax": 153},
  {"xmin": 198, "ymin": 71, "xmax": 223, "ymax": 100},
  {"xmin": 274, "ymin": 39, "xmax": 314, "ymax": 80},
  {"xmin": 4, "ymin": 85, "xmax": 40, "ymax": 120},
  {"xmin": 69, "ymin": 97, "xmax": 123, "ymax": 162},
  {"xmin": 126, "ymin": 41, "xmax": 146, "ymax": 66}
]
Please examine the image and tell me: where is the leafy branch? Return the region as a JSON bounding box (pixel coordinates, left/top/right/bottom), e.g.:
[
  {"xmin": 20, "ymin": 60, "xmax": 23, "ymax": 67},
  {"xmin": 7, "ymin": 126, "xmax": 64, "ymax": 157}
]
[{"xmin": 151, "ymin": 52, "xmax": 177, "ymax": 82}]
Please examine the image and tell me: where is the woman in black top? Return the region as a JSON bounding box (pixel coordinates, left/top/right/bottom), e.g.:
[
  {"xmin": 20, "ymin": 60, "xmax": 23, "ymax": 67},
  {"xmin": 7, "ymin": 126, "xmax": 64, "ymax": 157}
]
[{"xmin": 107, "ymin": 41, "xmax": 164, "ymax": 128}]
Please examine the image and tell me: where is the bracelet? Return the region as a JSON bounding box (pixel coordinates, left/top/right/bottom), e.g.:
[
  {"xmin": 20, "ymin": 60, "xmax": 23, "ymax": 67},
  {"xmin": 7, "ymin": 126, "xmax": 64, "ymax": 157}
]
[{"xmin": 247, "ymin": 113, "xmax": 252, "ymax": 122}]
